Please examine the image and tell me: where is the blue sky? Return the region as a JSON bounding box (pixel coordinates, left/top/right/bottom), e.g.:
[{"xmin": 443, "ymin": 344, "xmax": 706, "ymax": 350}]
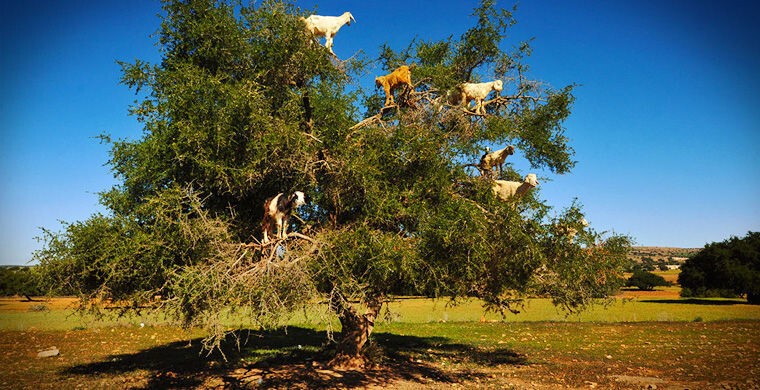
[{"xmin": 1, "ymin": 0, "xmax": 758, "ymax": 265}]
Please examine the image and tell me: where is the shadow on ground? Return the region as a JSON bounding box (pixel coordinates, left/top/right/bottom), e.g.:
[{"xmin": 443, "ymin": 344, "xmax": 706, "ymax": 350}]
[
  {"xmin": 640, "ymin": 298, "xmax": 748, "ymax": 305},
  {"xmin": 61, "ymin": 326, "xmax": 527, "ymax": 389}
]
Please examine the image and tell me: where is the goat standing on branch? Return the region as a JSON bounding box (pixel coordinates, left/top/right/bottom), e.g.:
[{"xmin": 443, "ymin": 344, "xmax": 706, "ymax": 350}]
[
  {"xmin": 458, "ymin": 80, "xmax": 504, "ymax": 115},
  {"xmin": 301, "ymin": 12, "xmax": 356, "ymax": 56},
  {"xmin": 554, "ymin": 218, "xmax": 589, "ymax": 243},
  {"xmin": 479, "ymin": 145, "xmax": 515, "ymax": 178},
  {"xmin": 375, "ymin": 65, "xmax": 413, "ymax": 107},
  {"xmin": 262, "ymin": 191, "xmax": 307, "ymax": 243},
  {"xmin": 492, "ymin": 173, "xmax": 539, "ymax": 201}
]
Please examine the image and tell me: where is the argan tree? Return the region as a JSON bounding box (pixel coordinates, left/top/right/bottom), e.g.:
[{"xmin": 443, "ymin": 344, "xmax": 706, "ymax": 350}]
[
  {"xmin": 679, "ymin": 232, "xmax": 760, "ymax": 303},
  {"xmin": 625, "ymin": 270, "xmax": 670, "ymax": 291},
  {"xmin": 35, "ymin": 0, "xmax": 631, "ymax": 366}
]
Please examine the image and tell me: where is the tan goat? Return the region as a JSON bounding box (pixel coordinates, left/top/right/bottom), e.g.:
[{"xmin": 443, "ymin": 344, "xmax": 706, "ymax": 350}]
[
  {"xmin": 375, "ymin": 65, "xmax": 413, "ymax": 107},
  {"xmin": 478, "ymin": 145, "xmax": 515, "ymax": 178}
]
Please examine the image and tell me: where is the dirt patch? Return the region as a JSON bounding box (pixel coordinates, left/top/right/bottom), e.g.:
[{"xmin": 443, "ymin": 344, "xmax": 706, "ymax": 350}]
[
  {"xmin": 0, "ymin": 297, "xmax": 80, "ymax": 312},
  {"xmin": 616, "ymin": 289, "xmax": 681, "ymax": 299},
  {"xmin": 611, "ymin": 375, "xmax": 666, "ymax": 386}
]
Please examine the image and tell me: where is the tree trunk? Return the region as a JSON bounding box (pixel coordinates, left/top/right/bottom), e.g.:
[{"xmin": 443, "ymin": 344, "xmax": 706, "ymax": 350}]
[{"xmin": 328, "ymin": 294, "xmax": 382, "ymax": 369}]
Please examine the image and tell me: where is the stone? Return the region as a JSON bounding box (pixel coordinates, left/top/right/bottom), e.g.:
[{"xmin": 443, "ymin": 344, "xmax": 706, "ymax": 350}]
[{"xmin": 37, "ymin": 347, "xmax": 59, "ymax": 358}]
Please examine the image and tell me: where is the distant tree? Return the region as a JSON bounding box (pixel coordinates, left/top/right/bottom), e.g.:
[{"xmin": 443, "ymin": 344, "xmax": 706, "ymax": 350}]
[
  {"xmin": 34, "ymin": 0, "xmax": 631, "ymax": 366},
  {"xmin": 629, "ymin": 263, "xmax": 655, "ymax": 273},
  {"xmin": 0, "ymin": 267, "xmax": 42, "ymax": 300},
  {"xmin": 658, "ymin": 264, "xmax": 669, "ymax": 271},
  {"xmin": 678, "ymin": 232, "xmax": 760, "ymax": 304},
  {"xmin": 626, "ymin": 270, "xmax": 670, "ymax": 291}
]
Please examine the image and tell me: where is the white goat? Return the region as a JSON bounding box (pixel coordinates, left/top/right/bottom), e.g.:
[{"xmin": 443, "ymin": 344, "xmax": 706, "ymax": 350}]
[
  {"xmin": 479, "ymin": 145, "xmax": 514, "ymax": 178},
  {"xmin": 460, "ymin": 80, "xmax": 503, "ymax": 115},
  {"xmin": 492, "ymin": 173, "xmax": 539, "ymax": 201},
  {"xmin": 554, "ymin": 218, "xmax": 589, "ymax": 242},
  {"xmin": 262, "ymin": 191, "xmax": 307, "ymax": 243},
  {"xmin": 301, "ymin": 12, "xmax": 355, "ymax": 55}
]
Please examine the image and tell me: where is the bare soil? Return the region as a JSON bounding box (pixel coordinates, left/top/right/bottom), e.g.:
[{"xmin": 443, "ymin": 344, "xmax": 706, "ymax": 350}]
[{"xmin": 0, "ymin": 297, "xmax": 80, "ymax": 312}]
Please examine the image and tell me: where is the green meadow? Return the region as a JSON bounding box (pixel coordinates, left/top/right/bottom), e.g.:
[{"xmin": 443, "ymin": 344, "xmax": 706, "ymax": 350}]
[{"xmin": 3, "ymin": 293, "xmax": 759, "ymax": 332}]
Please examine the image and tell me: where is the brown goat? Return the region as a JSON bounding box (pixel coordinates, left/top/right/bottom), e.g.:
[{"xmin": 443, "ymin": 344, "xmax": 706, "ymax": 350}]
[{"xmin": 375, "ymin": 65, "xmax": 413, "ymax": 107}]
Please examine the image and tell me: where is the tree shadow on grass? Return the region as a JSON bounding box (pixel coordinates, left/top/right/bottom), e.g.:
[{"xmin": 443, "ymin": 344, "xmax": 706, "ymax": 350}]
[
  {"xmin": 61, "ymin": 326, "xmax": 527, "ymax": 389},
  {"xmin": 640, "ymin": 298, "xmax": 748, "ymax": 305}
]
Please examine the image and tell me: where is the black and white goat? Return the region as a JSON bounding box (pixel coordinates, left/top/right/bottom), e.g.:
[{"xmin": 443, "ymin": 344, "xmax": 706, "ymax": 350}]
[{"xmin": 262, "ymin": 191, "xmax": 306, "ymax": 243}]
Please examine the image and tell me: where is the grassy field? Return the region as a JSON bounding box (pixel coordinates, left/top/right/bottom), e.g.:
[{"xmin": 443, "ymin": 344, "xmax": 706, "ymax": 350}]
[
  {"xmin": 1, "ymin": 286, "xmax": 759, "ymax": 389},
  {"xmin": 4, "ymin": 284, "xmax": 759, "ymax": 330}
]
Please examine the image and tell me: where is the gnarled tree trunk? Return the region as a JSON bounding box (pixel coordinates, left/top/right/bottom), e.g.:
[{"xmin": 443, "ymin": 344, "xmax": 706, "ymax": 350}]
[{"xmin": 328, "ymin": 294, "xmax": 382, "ymax": 369}]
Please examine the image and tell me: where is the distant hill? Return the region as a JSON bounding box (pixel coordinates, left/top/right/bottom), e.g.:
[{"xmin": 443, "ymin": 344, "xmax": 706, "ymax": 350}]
[{"xmin": 629, "ymin": 246, "xmax": 701, "ymax": 263}]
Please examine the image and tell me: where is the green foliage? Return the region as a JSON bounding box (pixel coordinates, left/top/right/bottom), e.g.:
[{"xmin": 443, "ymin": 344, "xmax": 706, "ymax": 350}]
[
  {"xmin": 34, "ymin": 0, "xmax": 631, "ymax": 354},
  {"xmin": 678, "ymin": 232, "xmax": 760, "ymax": 303},
  {"xmin": 625, "ymin": 270, "xmax": 670, "ymax": 291},
  {"xmin": 0, "ymin": 267, "xmax": 43, "ymax": 297},
  {"xmin": 628, "ymin": 257, "xmax": 656, "ymax": 272}
]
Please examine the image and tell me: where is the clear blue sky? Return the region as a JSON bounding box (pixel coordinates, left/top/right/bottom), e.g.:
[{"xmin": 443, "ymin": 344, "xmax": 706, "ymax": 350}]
[{"xmin": 1, "ymin": 0, "xmax": 758, "ymax": 265}]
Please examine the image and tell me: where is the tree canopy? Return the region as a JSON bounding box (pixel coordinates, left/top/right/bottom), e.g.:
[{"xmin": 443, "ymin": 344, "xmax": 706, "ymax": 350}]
[
  {"xmin": 0, "ymin": 267, "xmax": 43, "ymax": 299},
  {"xmin": 679, "ymin": 232, "xmax": 760, "ymax": 303},
  {"xmin": 625, "ymin": 270, "xmax": 670, "ymax": 291},
  {"xmin": 35, "ymin": 0, "xmax": 631, "ymax": 364}
]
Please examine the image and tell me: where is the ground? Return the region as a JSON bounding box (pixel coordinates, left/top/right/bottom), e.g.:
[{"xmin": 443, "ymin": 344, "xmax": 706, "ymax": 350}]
[{"xmin": 1, "ymin": 294, "xmax": 759, "ymax": 389}]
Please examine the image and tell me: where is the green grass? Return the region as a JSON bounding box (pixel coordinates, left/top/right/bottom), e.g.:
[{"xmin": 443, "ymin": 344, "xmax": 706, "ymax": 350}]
[
  {"xmin": 2, "ymin": 295, "xmax": 759, "ymax": 331},
  {"xmin": 376, "ymin": 296, "xmax": 760, "ymax": 323}
]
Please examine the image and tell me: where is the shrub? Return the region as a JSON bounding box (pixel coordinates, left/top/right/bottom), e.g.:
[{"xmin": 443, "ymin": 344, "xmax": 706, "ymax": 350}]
[
  {"xmin": 27, "ymin": 304, "xmax": 49, "ymax": 312},
  {"xmin": 678, "ymin": 232, "xmax": 760, "ymax": 304},
  {"xmin": 625, "ymin": 270, "xmax": 670, "ymax": 291},
  {"xmin": 0, "ymin": 266, "xmax": 43, "ymax": 298}
]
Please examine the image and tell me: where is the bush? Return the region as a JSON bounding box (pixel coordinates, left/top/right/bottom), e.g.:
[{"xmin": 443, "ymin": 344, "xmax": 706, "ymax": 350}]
[
  {"xmin": 28, "ymin": 304, "xmax": 49, "ymax": 312},
  {"xmin": 678, "ymin": 232, "xmax": 760, "ymax": 304},
  {"xmin": 626, "ymin": 270, "xmax": 670, "ymax": 291},
  {"xmin": 0, "ymin": 266, "xmax": 42, "ymax": 298}
]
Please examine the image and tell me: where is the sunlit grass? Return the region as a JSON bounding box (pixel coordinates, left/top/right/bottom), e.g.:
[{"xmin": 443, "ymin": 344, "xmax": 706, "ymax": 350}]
[
  {"xmin": 2, "ymin": 294, "xmax": 759, "ymax": 331},
  {"xmin": 373, "ymin": 296, "xmax": 760, "ymax": 324}
]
